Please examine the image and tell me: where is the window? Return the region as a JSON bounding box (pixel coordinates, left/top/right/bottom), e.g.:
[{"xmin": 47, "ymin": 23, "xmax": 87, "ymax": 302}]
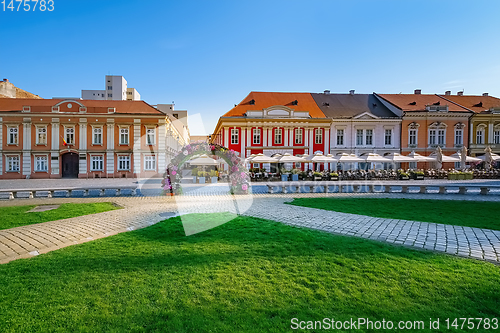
[
  {"xmin": 108, "ymin": 94, "xmax": 112, "ymax": 98},
  {"xmin": 337, "ymin": 129, "xmax": 344, "ymax": 146},
  {"xmin": 315, "ymin": 129, "xmax": 322, "ymax": 144},
  {"xmin": 108, "ymin": 86, "xmax": 112, "ymax": 90},
  {"xmin": 356, "ymin": 129, "xmax": 363, "ymax": 146},
  {"xmin": 146, "ymin": 128, "xmax": 156, "ymax": 145},
  {"xmin": 476, "ymin": 127, "xmax": 485, "ymax": 144},
  {"xmin": 274, "ymin": 129, "xmax": 282, "ymax": 144},
  {"xmin": 253, "ymin": 163, "xmax": 259, "ymax": 169},
  {"xmin": 91, "ymin": 155, "xmax": 104, "ymax": 171},
  {"xmin": 118, "ymin": 155, "xmax": 130, "ymax": 171},
  {"xmin": 36, "ymin": 126, "xmax": 47, "ymax": 145},
  {"xmin": 455, "ymin": 129, "xmax": 463, "ymax": 146},
  {"xmin": 144, "ymin": 155, "xmax": 156, "ymax": 171},
  {"xmin": 295, "ymin": 129, "xmax": 303, "ymax": 145},
  {"xmin": 231, "ymin": 129, "xmax": 239, "ymax": 144},
  {"xmin": 120, "ymin": 128, "xmax": 129, "ymax": 145},
  {"xmin": 35, "ymin": 156, "xmax": 48, "ymax": 172},
  {"xmin": 7, "ymin": 156, "xmax": 20, "ymax": 172},
  {"xmin": 495, "ymin": 130, "xmax": 500, "ymax": 144},
  {"xmin": 365, "ymin": 129, "xmax": 373, "ymax": 146},
  {"xmin": 7, "ymin": 126, "xmax": 18, "ymax": 145},
  {"xmin": 65, "ymin": 126, "xmax": 75, "ymax": 145},
  {"xmin": 409, "ymin": 129, "xmax": 417, "ymax": 145},
  {"xmin": 252, "ymin": 128, "xmax": 261, "ymax": 145},
  {"xmin": 437, "ymin": 129, "xmax": 445, "ymax": 145},
  {"xmin": 429, "ymin": 130, "xmax": 436, "ymax": 145},
  {"xmin": 92, "ymin": 127, "xmax": 102, "ymax": 145},
  {"xmin": 384, "ymin": 129, "xmax": 392, "ymax": 146}
]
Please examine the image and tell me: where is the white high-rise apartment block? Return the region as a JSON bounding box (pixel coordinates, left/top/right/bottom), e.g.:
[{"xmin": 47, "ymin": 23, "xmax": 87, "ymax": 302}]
[{"xmin": 82, "ymin": 75, "xmax": 141, "ymax": 101}]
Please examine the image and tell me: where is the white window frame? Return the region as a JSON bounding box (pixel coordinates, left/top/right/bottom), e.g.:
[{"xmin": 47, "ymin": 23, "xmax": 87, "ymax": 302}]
[
  {"xmin": 356, "ymin": 129, "xmax": 363, "ymax": 146},
  {"xmin": 64, "ymin": 126, "xmax": 75, "ymax": 145},
  {"xmin": 384, "ymin": 129, "xmax": 392, "ymax": 146},
  {"xmin": 252, "ymin": 128, "xmax": 261, "ymax": 145},
  {"xmin": 437, "ymin": 129, "xmax": 445, "ymax": 145},
  {"xmin": 231, "ymin": 129, "xmax": 239, "ymax": 145},
  {"xmin": 295, "ymin": 128, "xmax": 303, "ymax": 145},
  {"xmin": 90, "ymin": 155, "xmax": 104, "ymax": 171},
  {"xmin": 6, "ymin": 155, "xmax": 20, "ymax": 172},
  {"xmin": 429, "ymin": 129, "xmax": 436, "ymax": 145},
  {"xmin": 454, "ymin": 129, "xmax": 463, "ymax": 146},
  {"xmin": 336, "ymin": 129, "xmax": 344, "ymax": 146},
  {"xmin": 494, "ymin": 129, "xmax": 500, "ymax": 145},
  {"xmin": 476, "ymin": 126, "xmax": 485, "ymax": 144},
  {"xmin": 92, "ymin": 126, "xmax": 103, "ymax": 145},
  {"xmin": 409, "ymin": 129, "xmax": 417, "ymax": 146},
  {"xmin": 117, "ymin": 155, "xmax": 131, "ymax": 171},
  {"xmin": 119, "ymin": 127, "xmax": 129, "ymax": 145},
  {"xmin": 274, "ymin": 128, "xmax": 282, "ymax": 145},
  {"xmin": 146, "ymin": 127, "xmax": 156, "ymax": 145},
  {"xmin": 7, "ymin": 125, "xmax": 19, "ymax": 145},
  {"xmin": 144, "ymin": 155, "xmax": 156, "ymax": 171},
  {"xmin": 34, "ymin": 155, "xmax": 48, "ymax": 172},
  {"xmin": 36, "ymin": 126, "xmax": 47, "ymax": 145},
  {"xmin": 315, "ymin": 129, "xmax": 322, "ymax": 144},
  {"xmin": 365, "ymin": 129, "xmax": 373, "ymax": 146}
]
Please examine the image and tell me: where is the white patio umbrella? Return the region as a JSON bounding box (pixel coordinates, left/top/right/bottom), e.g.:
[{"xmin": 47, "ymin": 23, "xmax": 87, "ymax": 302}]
[
  {"xmin": 360, "ymin": 153, "xmax": 392, "ymax": 163},
  {"xmin": 189, "ymin": 154, "xmax": 217, "ymax": 166},
  {"xmin": 311, "ymin": 152, "xmax": 332, "ymax": 163},
  {"xmin": 384, "ymin": 152, "xmax": 417, "ymax": 163},
  {"xmin": 478, "ymin": 153, "xmax": 500, "ymax": 161},
  {"xmin": 245, "ymin": 154, "xmax": 257, "ymax": 163},
  {"xmin": 407, "ymin": 151, "xmax": 437, "ymax": 162},
  {"xmin": 449, "ymin": 152, "xmax": 482, "ymax": 164},
  {"xmin": 428, "ymin": 152, "xmax": 461, "ymax": 163},
  {"xmin": 250, "ymin": 153, "xmax": 279, "ymax": 163},
  {"xmin": 277, "ymin": 153, "xmax": 306, "ymax": 163},
  {"xmin": 336, "ymin": 153, "xmax": 364, "ymax": 163}
]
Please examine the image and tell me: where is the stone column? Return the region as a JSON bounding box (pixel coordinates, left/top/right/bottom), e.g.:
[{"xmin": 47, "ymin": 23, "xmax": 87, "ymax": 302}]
[
  {"xmin": 223, "ymin": 127, "xmax": 229, "ymax": 147},
  {"xmin": 79, "ymin": 119, "xmax": 87, "ymax": 176},
  {"xmin": 324, "ymin": 128, "xmax": 330, "ymax": 155},
  {"xmin": 106, "ymin": 120, "xmax": 115, "ymax": 176},
  {"xmin": 157, "ymin": 119, "xmax": 166, "ymax": 173},
  {"xmin": 488, "ymin": 122, "xmax": 494, "ymax": 144},
  {"xmin": 263, "ymin": 127, "xmax": 268, "ymax": 147},
  {"xmin": 22, "ymin": 119, "xmax": 32, "ymax": 177},
  {"xmin": 240, "ymin": 127, "xmax": 246, "ymax": 158}
]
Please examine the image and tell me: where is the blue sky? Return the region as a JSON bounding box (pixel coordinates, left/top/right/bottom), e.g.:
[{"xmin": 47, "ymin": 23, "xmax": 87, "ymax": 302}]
[{"xmin": 1, "ymin": 0, "xmax": 499, "ymax": 135}]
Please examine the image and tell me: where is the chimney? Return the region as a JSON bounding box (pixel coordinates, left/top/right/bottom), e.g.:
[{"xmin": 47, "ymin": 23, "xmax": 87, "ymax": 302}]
[
  {"xmin": 349, "ymin": 89, "xmax": 355, "ymax": 95},
  {"xmin": 445, "ymin": 91, "xmax": 451, "ymax": 95},
  {"xmin": 483, "ymin": 93, "xmax": 489, "ymax": 97},
  {"xmin": 457, "ymin": 91, "xmax": 464, "ymax": 96},
  {"xmin": 414, "ymin": 89, "xmax": 421, "ymax": 95},
  {"xmin": 2, "ymin": 78, "xmax": 8, "ymax": 82},
  {"xmin": 324, "ymin": 90, "xmax": 330, "ymax": 94}
]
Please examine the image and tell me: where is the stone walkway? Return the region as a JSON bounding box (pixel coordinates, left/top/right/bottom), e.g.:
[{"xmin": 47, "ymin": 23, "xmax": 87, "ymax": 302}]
[{"xmin": 0, "ymin": 193, "xmax": 499, "ymax": 264}]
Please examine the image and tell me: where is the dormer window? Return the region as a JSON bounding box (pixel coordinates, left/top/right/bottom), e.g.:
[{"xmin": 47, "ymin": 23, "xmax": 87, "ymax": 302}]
[
  {"xmin": 426, "ymin": 104, "xmax": 449, "ymax": 112},
  {"xmin": 291, "ymin": 100, "xmax": 298, "ymax": 106}
]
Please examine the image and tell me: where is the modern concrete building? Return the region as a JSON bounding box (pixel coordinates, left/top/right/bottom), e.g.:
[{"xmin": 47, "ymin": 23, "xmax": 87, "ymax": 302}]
[{"xmin": 82, "ymin": 75, "xmax": 141, "ymax": 101}]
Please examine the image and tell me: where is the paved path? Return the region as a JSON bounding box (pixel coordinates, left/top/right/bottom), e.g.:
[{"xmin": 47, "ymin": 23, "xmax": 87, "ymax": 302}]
[{"xmin": 0, "ymin": 193, "xmax": 499, "ymax": 264}]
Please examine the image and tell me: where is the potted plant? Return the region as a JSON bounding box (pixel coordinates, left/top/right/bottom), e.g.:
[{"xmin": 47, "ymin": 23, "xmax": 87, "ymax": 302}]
[
  {"xmin": 410, "ymin": 170, "xmax": 424, "ymax": 180},
  {"xmin": 299, "ymin": 171, "xmax": 307, "ymax": 180},
  {"xmin": 210, "ymin": 170, "xmax": 218, "ymax": 183},
  {"xmin": 280, "ymin": 168, "xmax": 290, "ymax": 181},
  {"xmin": 398, "ymin": 170, "xmax": 410, "ymax": 180},
  {"xmin": 192, "ymin": 167, "xmax": 198, "ymax": 183},
  {"xmin": 313, "ymin": 172, "xmax": 322, "ymax": 181},
  {"xmin": 448, "ymin": 171, "xmax": 458, "ymax": 180},
  {"xmin": 291, "ymin": 168, "xmax": 300, "ymax": 181},
  {"xmin": 329, "ymin": 172, "xmax": 339, "ymax": 181},
  {"xmin": 464, "ymin": 171, "xmax": 473, "ymax": 180},
  {"xmin": 198, "ymin": 171, "xmax": 206, "ymax": 184}
]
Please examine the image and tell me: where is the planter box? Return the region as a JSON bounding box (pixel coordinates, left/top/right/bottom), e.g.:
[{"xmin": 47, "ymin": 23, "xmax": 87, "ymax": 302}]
[
  {"xmin": 465, "ymin": 173, "xmax": 473, "ymax": 180},
  {"xmin": 199, "ymin": 177, "xmax": 206, "ymax": 184},
  {"xmin": 330, "ymin": 177, "xmax": 339, "ymax": 181},
  {"xmin": 448, "ymin": 174, "xmax": 458, "ymax": 180},
  {"xmin": 399, "ymin": 175, "xmax": 409, "ymax": 180},
  {"xmin": 411, "ymin": 174, "xmax": 424, "ymax": 180},
  {"xmin": 193, "ymin": 176, "xmax": 197, "ymax": 183},
  {"xmin": 314, "ymin": 177, "xmax": 322, "ymax": 181},
  {"xmin": 291, "ymin": 174, "xmax": 299, "ymax": 181},
  {"xmin": 457, "ymin": 174, "xmax": 466, "ymax": 180},
  {"xmin": 281, "ymin": 175, "xmax": 289, "ymax": 181},
  {"xmin": 211, "ymin": 176, "xmax": 218, "ymax": 183}
]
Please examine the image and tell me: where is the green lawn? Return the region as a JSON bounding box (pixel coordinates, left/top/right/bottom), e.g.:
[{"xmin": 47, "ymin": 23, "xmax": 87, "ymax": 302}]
[
  {"xmin": 0, "ymin": 203, "xmax": 120, "ymax": 230},
  {"xmin": 289, "ymin": 198, "xmax": 500, "ymax": 230},
  {"xmin": 0, "ymin": 213, "xmax": 498, "ymax": 333}
]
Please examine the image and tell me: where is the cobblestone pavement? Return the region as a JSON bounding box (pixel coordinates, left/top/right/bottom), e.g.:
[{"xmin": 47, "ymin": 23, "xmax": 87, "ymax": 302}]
[{"xmin": 0, "ymin": 192, "xmax": 499, "ymax": 264}]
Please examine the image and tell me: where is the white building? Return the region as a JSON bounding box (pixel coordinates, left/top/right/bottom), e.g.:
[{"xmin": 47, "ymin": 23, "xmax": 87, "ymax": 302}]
[{"xmin": 82, "ymin": 75, "xmax": 141, "ymax": 101}]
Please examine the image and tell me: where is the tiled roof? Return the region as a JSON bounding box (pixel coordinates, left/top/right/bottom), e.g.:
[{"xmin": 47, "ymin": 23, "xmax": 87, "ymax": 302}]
[
  {"xmin": 376, "ymin": 94, "xmax": 471, "ymax": 112},
  {"xmin": 0, "ymin": 98, "xmax": 164, "ymax": 115},
  {"xmin": 437, "ymin": 95, "xmax": 500, "ymax": 113},
  {"xmin": 222, "ymin": 91, "xmax": 326, "ymax": 118},
  {"xmin": 311, "ymin": 93, "xmax": 399, "ymax": 118}
]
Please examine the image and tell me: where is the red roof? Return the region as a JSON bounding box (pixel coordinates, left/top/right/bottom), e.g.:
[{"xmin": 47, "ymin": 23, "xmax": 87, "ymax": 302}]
[
  {"xmin": 223, "ymin": 91, "xmax": 326, "ymax": 118},
  {"xmin": 437, "ymin": 95, "xmax": 500, "ymax": 113},
  {"xmin": 377, "ymin": 94, "xmax": 471, "ymax": 112},
  {"xmin": 0, "ymin": 98, "xmax": 164, "ymax": 115}
]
